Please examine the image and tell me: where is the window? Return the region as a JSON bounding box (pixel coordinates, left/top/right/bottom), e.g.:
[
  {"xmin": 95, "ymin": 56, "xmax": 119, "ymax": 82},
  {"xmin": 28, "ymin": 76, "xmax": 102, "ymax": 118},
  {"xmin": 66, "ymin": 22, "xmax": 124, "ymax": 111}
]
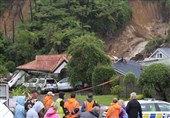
[
  {"xmin": 157, "ymin": 53, "xmax": 162, "ymax": 58},
  {"xmin": 157, "ymin": 103, "xmax": 170, "ymax": 111},
  {"xmin": 141, "ymin": 103, "xmax": 156, "ymax": 111},
  {"xmin": 47, "ymin": 80, "xmax": 55, "ymax": 84},
  {"xmin": 28, "ymin": 78, "xmax": 37, "ymax": 83}
]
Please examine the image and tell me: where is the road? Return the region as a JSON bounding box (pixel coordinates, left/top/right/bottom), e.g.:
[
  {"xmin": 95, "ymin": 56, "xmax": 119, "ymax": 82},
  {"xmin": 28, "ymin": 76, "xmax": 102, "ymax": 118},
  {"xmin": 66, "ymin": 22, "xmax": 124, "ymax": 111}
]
[{"xmin": 38, "ymin": 94, "xmax": 108, "ymax": 118}]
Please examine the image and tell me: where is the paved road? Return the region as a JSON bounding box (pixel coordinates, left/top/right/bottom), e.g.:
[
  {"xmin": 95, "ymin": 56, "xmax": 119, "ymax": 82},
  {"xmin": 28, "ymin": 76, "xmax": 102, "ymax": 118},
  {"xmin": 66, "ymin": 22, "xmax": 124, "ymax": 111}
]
[{"xmin": 38, "ymin": 94, "xmax": 108, "ymax": 118}]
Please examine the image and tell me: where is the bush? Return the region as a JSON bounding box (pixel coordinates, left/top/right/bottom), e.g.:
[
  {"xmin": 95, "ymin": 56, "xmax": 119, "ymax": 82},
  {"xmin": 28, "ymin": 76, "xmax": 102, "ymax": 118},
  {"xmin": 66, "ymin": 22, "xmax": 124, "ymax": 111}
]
[
  {"xmin": 92, "ymin": 65, "xmax": 116, "ymax": 95},
  {"xmin": 136, "ymin": 94, "xmax": 145, "ymax": 100},
  {"xmin": 12, "ymin": 86, "xmax": 30, "ymax": 98},
  {"xmin": 0, "ymin": 65, "xmax": 9, "ymax": 77},
  {"xmin": 111, "ymin": 85, "xmax": 123, "ymax": 97}
]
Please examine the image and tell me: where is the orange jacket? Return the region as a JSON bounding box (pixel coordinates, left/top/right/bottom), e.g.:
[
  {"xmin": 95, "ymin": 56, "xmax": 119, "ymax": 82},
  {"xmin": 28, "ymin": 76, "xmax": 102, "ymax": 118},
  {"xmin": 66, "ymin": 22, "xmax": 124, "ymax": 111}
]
[
  {"xmin": 84, "ymin": 100, "xmax": 95, "ymax": 112},
  {"xmin": 43, "ymin": 95, "xmax": 54, "ymax": 110},
  {"xmin": 64, "ymin": 98, "xmax": 80, "ymax": 118},
  {"xmin": 106, "ymin": 103, "xmax": 121, "ymax": 118}
]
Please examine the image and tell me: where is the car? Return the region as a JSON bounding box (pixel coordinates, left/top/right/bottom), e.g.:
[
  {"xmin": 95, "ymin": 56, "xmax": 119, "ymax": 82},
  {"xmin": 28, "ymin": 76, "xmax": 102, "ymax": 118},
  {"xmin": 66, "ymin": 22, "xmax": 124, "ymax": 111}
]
[
  {"xmin": 57, "ymin": 77, "xmax": 89, "ymax": 91},
  {"xmin": 23, "ymin": 78, "xmax": 58, "ymax": 93},
  {"xmin": 135, "ymin": 99, "xmax": 170, "ymax": 118},
  {"xmin": 0, "ymin": 100, "xmax": 14, "ymax": 118},
  {"xmin": 102, "ymin": 99, "xmax": 170, "ymax": 118}
]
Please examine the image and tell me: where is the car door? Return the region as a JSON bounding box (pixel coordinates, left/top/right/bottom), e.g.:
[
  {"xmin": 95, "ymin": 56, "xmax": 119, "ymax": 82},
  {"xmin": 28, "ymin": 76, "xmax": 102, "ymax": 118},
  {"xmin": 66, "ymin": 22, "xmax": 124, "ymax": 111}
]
[
  {"xmin": 156, "ymin": 103, "xmax": 170, "ymax": 118},
  {"xmin": 57, "ymin": 78, "xmax": 73, "ymax": 90},
  {"xmin": 141, "ymin": 103, "xmax": 159, "ymax": 118}
]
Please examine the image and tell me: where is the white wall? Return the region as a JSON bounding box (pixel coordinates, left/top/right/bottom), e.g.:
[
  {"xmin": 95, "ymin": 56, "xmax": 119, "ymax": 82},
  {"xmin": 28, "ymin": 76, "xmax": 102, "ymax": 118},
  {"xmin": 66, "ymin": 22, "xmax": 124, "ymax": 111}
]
[{"xmin": 54, "ymin": 62, "xmax": 67, "ymax": 74}]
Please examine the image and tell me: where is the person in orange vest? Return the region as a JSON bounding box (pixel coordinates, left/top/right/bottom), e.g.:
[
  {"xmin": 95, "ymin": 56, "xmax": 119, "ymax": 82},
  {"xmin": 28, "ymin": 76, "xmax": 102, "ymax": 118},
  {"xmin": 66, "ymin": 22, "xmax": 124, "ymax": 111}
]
[
  {"xmin": 81, "ymin": 92, "xmax": 100, "ymax": 112},
  {"xmin": 106, "ymin": 98, "xmax": 121, "ymax": 118},
  {"xmin": 64, "ymin": 92, "xmax": 80, "ymax": 118},
  {"xmin": 43, "ymin": 91, "xmax": 55, "ymax": 110}
]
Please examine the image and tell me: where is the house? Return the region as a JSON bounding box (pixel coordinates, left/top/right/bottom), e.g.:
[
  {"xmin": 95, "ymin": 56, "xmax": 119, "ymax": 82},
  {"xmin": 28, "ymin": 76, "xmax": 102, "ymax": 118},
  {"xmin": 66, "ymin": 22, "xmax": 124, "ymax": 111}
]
[
  {"xmin": 16, "ymin": 54, "xmax": 69, "ymax": 74},
  {"xmin": 112, "ymin": 59, "xmax": 142, "ymax": 77},
  {"xmin": 139, "ymin": 48, "xmax": 170, "ymax": 66},
  {"xmin": 149, "ymin": 48, "xmax": 170, "ymax": 59},
  {"xmin": 144, "ymin": 58, "xmax": 170, "ymax": 67}
]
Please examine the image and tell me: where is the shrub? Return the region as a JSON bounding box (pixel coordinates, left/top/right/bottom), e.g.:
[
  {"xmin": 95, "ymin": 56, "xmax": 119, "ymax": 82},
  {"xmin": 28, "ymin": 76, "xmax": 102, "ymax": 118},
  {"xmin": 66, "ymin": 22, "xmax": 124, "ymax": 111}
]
[
  {"xmin": 111, "ymin": 85, "xmax": 123, "ymax": 97},
  {"xmin": 92, "ymin": 65, "xmax": 116, "ymax": 95},
  {"xmin": 136, "ymin": 94, "xmax": 145, "ymax": 100},
  {"xmin": 12, "ymin": 86, "xmax": 30, "ymax": 98}
]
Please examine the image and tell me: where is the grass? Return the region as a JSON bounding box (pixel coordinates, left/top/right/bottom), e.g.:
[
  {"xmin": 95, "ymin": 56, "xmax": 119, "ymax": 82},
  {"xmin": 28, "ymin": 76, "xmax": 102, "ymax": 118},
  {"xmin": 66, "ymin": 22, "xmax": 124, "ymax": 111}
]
[{"xmin": 76, "ymin": 94, "xmax": 116, "ymax": 106}]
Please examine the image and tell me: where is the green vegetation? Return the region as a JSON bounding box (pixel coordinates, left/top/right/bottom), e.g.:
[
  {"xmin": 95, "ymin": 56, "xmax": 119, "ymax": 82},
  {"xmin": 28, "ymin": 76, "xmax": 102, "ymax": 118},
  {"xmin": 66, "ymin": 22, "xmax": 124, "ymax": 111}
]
[
  {"xmin": 139, "ymin": 63, "xmax": 170, "ymax": 101},
  {"xmin": 76, "ymin": 94, "xmax": 115, "ymax": 106},
  {"xmin": 67, "ymin": 34, "xmax": 111, "ymax": 87},
  {"xmin": 92, "ymin": 65, "xmax": 116, "ymax": 94},
  {"xmin": 12, "ymin": 86, "xmax": 30, "ymax": 97},
  {"xmin": 0, "ymin": 0, "xmax": 131, "ymax": 75}
]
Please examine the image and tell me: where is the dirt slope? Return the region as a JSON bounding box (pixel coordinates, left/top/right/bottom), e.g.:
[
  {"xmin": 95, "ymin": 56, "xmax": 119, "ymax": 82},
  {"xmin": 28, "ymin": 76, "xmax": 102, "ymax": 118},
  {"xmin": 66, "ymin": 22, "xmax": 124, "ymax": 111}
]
[
  {"xmin": 106, "ymin": 0, "xmax": 169, "ymax": 60},
  {"xmin": 0, "ymin": 0, "xmax": 31, "ymax": 38}
]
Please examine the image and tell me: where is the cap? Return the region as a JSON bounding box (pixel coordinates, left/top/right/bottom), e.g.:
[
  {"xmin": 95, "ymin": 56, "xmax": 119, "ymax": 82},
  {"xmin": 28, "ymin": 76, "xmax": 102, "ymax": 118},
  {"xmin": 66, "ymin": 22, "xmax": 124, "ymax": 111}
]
[{"xmin": 47, "ymin": 91, "xmax": 55, "ymax": 96}]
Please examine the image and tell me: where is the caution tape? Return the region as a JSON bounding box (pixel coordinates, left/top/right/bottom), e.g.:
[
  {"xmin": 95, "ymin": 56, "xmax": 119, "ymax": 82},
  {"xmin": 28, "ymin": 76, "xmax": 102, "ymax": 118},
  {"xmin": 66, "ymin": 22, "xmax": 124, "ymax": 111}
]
[{"xmin": 74, "ymin": 78, "xmax": 116, "ymax": 93}]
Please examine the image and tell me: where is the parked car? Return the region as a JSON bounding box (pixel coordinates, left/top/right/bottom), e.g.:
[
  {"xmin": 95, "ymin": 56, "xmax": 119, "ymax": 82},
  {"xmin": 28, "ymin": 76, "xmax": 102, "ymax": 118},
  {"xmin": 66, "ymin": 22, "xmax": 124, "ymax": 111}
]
[
  {"xmin": 57, "ymin": 77, "xmax": 89, "ymax": 91},
  {"xmin": 102, "ymin": 99, "xmax": 170, "ymax": 118},
  {"xmin": 0, "ymin": 100, "xmax": 14, "ymax": 118},
  {"xmin": 23, "ymin": 78, "xmax": 58, "ymax": 93}
]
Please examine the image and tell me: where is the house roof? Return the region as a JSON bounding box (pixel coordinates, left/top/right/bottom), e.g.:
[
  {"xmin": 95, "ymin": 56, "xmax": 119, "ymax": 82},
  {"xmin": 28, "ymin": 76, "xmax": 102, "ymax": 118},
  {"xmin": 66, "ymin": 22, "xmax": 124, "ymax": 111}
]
[
  {"xmin": 17, "ymin": 54, "xmax": 69, "ymax": 72},
  {"xmin": 149, "ymin": 48, "xmax": 170, "ymax": 58},
  {"xmin": 112, "ymin": 60, "xmax": 142, "ymax": 77}
]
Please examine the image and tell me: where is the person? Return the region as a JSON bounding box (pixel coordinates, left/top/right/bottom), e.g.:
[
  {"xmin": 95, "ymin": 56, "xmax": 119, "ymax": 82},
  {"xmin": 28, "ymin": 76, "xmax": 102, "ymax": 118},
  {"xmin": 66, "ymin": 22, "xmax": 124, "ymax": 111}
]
[
  {"xmin": 118, "ymin": 100, "xmax": 128, "ymax": 118},
  {"xmin": 25, "ymin": 90, "xmax": 38, "ymax": 111},
  {"xmin": 126, "ymin": 92, "xmax": 142, "ymax": 118},
  {"xmin": 64, "ymin": 92, "xmax": 80, "ymax": 118},
  {"xmin": 56, "ymin": 91, "xmax": 65, "ymax": 118},
  {"xmin": 106, "ymin": 98, "xmax": 121, "ymax": 118},
  {"xmin": 81, "ymin": 92, "xmax": 100, "ymax": 112},
  {"xmin": 26, "ymin": 101, "xmax": 45, "ymax": 118},
  {"xmin": 43, "ymin": 91, "xmax": 55, "ymax": 110},
  {"xmin": 14, "ymin": 96, "xmax": 26, "ymax": 118},
  {"xmin": 44, "ymin": 103, "xmax": 60, "ymax": 118},
  {"xmin": 76, "ymin": 106, "xmax": 100, "ymax": 118}
]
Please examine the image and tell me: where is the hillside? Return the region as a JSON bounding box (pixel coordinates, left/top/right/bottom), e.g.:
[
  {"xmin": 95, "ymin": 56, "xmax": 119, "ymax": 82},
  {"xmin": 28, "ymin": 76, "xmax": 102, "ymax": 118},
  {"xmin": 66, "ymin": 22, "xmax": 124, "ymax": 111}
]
[
  {"xmin": 0, "ymin": 0, "xmax": 170, "ymax": 72},
  {"xmin": 106, "ymin": 0, "xmax": 169, "ymax": 59}
]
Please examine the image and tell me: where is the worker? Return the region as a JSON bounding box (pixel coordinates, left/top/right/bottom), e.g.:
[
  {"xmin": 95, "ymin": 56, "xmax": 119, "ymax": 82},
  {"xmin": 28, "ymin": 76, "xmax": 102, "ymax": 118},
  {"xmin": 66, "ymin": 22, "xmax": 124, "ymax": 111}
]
[{"xmin": 43, "ymin": 91, "xmax": 55, "ymax": 110}]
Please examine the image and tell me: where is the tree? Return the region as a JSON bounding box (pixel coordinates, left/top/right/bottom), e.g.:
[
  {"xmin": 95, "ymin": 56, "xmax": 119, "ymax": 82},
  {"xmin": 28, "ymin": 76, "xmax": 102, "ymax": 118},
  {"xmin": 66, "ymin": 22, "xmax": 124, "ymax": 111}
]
[
  {"xmin": 92, "ymin": 65, "xmax": 116, "ymax": 94},
  {"xmin": 67, "ymin": 34, "xmax": 111, "ymax": 85},
  {"xmin": 0, "ymin": 65, "xmax": 9, "ymax": 78},
  {"xmin": 139, "ymin": 63, "xmax": 170, "ymax": 101}
]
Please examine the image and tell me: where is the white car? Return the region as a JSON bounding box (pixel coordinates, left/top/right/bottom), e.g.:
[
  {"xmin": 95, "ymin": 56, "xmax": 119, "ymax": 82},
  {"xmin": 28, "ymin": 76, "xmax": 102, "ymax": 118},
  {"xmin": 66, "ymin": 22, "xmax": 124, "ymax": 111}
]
[
  {"xmin": 57, "ymin": 77, "xmax": 89, "ymax": 91},
  {"xmin": 23, "ymin": 78, "xmax": 58, "ymax": 93},
  {"xmin": 0, "ymin": 100, "xmax": 14, "ymax": 118},
  {"xmin": 102, "ymin": 99, "xmax": 170, "ymax": 118}
]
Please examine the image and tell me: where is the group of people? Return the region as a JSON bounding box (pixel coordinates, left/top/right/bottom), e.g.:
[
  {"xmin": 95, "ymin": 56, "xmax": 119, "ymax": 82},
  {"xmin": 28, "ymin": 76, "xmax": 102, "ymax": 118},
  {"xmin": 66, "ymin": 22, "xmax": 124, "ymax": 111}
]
[
  {"xmin": 106, "ymin": 92, "xmax": 142, "ymax": 118},
  {"xmin": 14, "ymin": 90, "xmax": 100, "ymax": 118},
  {"xmin": 14, "ymin": 90, "xmax": 142, "ymax": 118}
]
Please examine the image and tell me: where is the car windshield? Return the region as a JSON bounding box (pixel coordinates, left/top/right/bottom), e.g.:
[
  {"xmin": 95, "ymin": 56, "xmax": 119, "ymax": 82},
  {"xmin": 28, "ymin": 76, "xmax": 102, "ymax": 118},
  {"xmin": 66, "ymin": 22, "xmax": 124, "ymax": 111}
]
[
  {"xmin": 157, "ymin": 103, "xmax": 170, "ymax": 111},
  {"xmin": 141, "ymin": 103, "xmax": 156, "ymax": 111},
  {"xmin": 28, "ymin": 78, "xmax": 37, "ymax": 83},
  {"xmin": 59, "ymin": 78, "xmax": 68, "ymax": 83}
]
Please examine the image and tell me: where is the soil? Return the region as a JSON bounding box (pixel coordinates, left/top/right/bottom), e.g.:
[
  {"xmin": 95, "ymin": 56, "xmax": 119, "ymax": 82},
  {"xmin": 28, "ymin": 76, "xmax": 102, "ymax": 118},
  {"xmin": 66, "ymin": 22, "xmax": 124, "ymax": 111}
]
[{"xmin": 106, "ymin": 0, "xmax": 169, "ymax": 60}]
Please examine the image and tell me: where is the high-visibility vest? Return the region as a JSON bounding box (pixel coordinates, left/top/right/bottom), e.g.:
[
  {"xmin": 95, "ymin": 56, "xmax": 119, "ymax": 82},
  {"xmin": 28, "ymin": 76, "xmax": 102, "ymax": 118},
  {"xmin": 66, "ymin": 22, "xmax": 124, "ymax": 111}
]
[
  {"xmin": 84, "ymin": 100, "xmax": 95, "ymax": 112},
  {"xmin": 64, "ymin": 99, "xmax": 80, "ymax": 118},
  {"xmin": 56, "ymin": 98, "xmax": 65, "ymax": 118}
]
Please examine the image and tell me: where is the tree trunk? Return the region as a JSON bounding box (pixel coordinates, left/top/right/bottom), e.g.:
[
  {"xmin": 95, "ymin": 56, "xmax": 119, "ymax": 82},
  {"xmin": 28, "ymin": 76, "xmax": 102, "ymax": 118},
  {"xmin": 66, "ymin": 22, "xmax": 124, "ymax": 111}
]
[{"xmin": 29, "ymin": 0, "xmax": 33, "ymax": 21}]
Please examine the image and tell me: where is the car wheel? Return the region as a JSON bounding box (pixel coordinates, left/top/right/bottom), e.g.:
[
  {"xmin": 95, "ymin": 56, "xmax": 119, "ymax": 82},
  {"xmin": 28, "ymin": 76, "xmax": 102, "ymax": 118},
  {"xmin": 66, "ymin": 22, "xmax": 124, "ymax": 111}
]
[{"xmin": 75, "ymin": 85, "xmax": 83, "ymax": 90}]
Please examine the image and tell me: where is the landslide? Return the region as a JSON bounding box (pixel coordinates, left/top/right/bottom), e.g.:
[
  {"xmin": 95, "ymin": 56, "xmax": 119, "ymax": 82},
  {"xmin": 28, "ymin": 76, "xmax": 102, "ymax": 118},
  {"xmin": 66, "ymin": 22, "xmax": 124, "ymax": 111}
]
[{"xmin": 106, "ymin": 0, "xmax": 169, "ymax": 59}]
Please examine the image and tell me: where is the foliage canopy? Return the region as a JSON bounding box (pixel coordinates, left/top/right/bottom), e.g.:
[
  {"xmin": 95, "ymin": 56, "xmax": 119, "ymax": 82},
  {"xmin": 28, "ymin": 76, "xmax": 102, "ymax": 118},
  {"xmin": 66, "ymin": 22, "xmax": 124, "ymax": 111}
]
[{"xmin": 139, "ymin": 63, "xmax": 170, "ymax": 101}]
